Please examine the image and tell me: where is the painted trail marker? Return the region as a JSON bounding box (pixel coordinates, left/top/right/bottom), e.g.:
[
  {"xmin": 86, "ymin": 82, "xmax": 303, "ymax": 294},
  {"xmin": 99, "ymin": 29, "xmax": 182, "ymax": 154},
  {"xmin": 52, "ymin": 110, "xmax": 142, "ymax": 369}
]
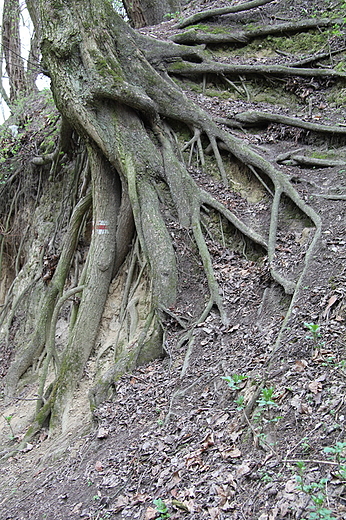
[{"xmin": 94, "ymin": 220, "xmax": 109, "ymax": 235}]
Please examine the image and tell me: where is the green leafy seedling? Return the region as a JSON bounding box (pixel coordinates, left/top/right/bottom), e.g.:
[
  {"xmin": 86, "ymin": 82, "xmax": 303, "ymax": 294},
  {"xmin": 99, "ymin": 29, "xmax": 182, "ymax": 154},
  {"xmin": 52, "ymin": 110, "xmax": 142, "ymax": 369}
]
[
  {"xmin": 153, "ymin": 498, "xmax": 170, "ymax": 519},
  {"xmin": 235, "ymin": 395, "xmax": 245, "ymax": 410},
  {"xmin": 257, "ymin": 387, "xmax": 278, "ymax": 408},
  {"xmin": 304, "ymin": 322, "xmax": 321, "ymax": 343},
  {"xmin": 221, "ymin": 374, "xmax": 247, "ymax": 391},
  {"xmin": 324, "ymin": 441, "xmax": 346, "ymax": 480},
  {"xmin": 3, "ymin": 415, "xmax": 15, "ymax": 440},
  {"xmin": 295, "ymin": 461, "xmax": 337, "ymax": 520},
  {"xmin": 323, "ymin": 441, "xmax": 346, "ymax": 462}
]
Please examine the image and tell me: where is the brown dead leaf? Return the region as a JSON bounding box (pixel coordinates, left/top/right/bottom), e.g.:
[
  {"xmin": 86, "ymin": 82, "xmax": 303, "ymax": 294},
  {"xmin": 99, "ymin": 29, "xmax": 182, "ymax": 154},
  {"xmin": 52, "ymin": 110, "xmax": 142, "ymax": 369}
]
[
  {"xmin": 185, "ymin": 450, "xmax": 203, "ymax": 469},
  {"xmin": 308, "ymin": 380, "xmax": 322, "ymax": 394},
  {"xmin": 112, "ymin": 495, "xmax": 129, "ymax": 512},
  {"xmin": 229, "ymin": 430, "xmax": 243, "ymax": 442},
  {"xmin": 94, "ymin": 460, "xmax": 104, "ymax": 471},
  {"xmin": 220, "ymin": 447, "xmax": 242, "ymax": 459},
  {"xmin": 144, "ymin": 506, "xmax": 158, "ymax": 520},
  {"xmin": 269, "ymin": 506, "xmax": 280, "ymax": 520},
  {"xmin": 172, "ymin": 499, "xmax": 190, "ymax": 512},
  {"xmin": 97, "ymin": 427, "xmax": 109, "ymax": 439},
  {"xmin": 285, "ymin": 479, "xmax": 297, "ymax": 493},
  {"xmin": 221, "ymin": 499, "xmax": 234, "ymax": 511},
  {"xmin": 213, "ymin": 413, "xmax": 229, "ymax": 427},
  {"xmin": 323, "ymin": 294, "xmax": 338, "ymax": 318},
  {"xmin": 208, "ymin": 507, "xmax": 220, "ymax": 519},
  {"xmin": 236, "ymin": 462, "xmax": 251, "ymax": 477},
  {"xmin": 290, "ymin": 395, "xmax": 302, "ymax": 409},
  {"xmin": 300, "ymin": 402, "xmax": 312, "ymax": 414},
  {"xmin": 131, "ymin": 493, "xmax": 150, "ymax": 505},
  {"xmin": 201, "ymin": 431, "xmax": 214, "ymax": 450},
  {"xmin": 294, "ymin": 359, "xmax": 308, "ymax": 372},
  {"xmin": 215, "ymin": 483, "xmax": 236, "ymax": 507}
]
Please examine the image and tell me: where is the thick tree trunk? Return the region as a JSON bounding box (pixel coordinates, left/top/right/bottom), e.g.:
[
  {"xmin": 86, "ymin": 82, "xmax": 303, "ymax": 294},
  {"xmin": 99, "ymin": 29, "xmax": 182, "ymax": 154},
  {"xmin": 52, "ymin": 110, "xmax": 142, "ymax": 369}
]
[
  {"xmin": 6, "ymin": 0, "xmax": 321, "ymax": 437},
  {"xmin": 123, "ymin": 0, "xmax": 182, "ymax": 27},
  {"xmin": 2, "ymin": 0, "xmax": 29, "ymax": 102}
]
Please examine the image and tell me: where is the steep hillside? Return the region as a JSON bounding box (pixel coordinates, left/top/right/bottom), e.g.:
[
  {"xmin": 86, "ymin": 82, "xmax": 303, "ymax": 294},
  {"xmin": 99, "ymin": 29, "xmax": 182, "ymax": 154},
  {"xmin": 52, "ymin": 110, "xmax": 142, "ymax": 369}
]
[{"xmin": 0, "ymin": 1, "xmax": 345, "ymax": 519}]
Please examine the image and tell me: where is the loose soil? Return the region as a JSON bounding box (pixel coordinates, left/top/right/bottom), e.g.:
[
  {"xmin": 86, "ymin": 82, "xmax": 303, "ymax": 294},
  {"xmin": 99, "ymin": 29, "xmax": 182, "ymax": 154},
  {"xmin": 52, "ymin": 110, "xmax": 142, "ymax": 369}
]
[{"xmin": 0, "ymin": 1, "xmax": 345, "ymax": 519}]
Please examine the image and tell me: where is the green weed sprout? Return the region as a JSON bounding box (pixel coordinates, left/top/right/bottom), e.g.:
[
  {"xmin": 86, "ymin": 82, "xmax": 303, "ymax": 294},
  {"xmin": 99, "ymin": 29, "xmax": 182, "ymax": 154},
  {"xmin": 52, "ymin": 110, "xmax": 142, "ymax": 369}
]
[
  {"xmin": 221, "ymin": 374, "xmax": 247, "ymax": 391},
  {"xmin": 304, "ymin": 322, "xmax": 321, "ymax": 343},
  {"xmin": 3, "ymin": 415, "xmax": 15, "ymax": 440},
  {"xmin": 323, "ymin": 441, "xmax": 346, "ymax": 462},
  {"xmin": 257, "ymin": 387, "xmax": 278, "ymax": 408},
  {"xmin": 324, "ymin": 441, "xmax": 346, "ymax": 480},
  {"xmin": 153, "ymin": 498, "xmax": 170, "ymax": 519},
  {"xmin": 295, "ymin": 461, "xmax": 337, "ymax": 520},
  {"xmin": 304, "ymin": 322, "xmax": 324, "ymax": 356},
  {"xmin": 235, "ymin": 395, "xmax": 245, "ymax": 410}
]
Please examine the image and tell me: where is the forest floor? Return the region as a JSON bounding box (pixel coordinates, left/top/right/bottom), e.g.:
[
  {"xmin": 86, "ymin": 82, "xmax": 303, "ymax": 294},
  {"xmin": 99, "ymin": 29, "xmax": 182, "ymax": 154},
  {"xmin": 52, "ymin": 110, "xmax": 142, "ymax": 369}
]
[{"xmin": 0, "ymin": 0, "xmax": 346, "ymax": 519}]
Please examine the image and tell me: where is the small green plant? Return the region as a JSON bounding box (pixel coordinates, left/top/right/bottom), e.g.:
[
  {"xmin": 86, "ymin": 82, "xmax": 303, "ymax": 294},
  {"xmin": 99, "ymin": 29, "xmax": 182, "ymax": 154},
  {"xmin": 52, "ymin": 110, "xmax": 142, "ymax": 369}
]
[
  {"xmin": 323, "ymin": 441, "xmax": 346, "ymax": 480},
  {"xmin": 301, "ymin": 437, "xmax": 312, "ymax": 453},
  {"xmin": 163, "ymin": 10, "xmax": 181, "ymax": 20},
  {"xmin": 295, "ymin": 461, "xmax": 337, "ymax": 520},
  {"xmin": 3, "ymin": 415, "xmax": 15, "ymax": 440},
  {"xmin": 153, "ymin": 498, "xmax": 170, "ymax": 519},
  {"xmin": 221, "ymin": 373, "xmax": 247, "ymax": 391},
  {"xmin": 323, "ymin": 441, "xmax": 346, "ymax": 462},
  {"xmin": 235, "ymin": 395, "xmax": 245, "ymax": 410},
  {"xmin": 304, "ymin": 322, "xmax": 321, "ymax": 343},
  {"xmin": 259, "ymin": 469, "xmax": 273, "ymax": 483},
  {"xmin": 257, "ymin": 387, "xmax": 278, "ymax": 408},
  {"xmin": 304, "ymin": 322, "xmax": 324, "ymax": 355}
]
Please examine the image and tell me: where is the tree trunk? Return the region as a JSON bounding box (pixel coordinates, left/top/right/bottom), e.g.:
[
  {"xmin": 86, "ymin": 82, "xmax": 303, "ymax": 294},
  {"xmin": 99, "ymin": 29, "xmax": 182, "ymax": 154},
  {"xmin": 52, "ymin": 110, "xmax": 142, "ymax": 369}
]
[
  {"xmin": 1, "ymin": 0, "xmax": 29, "ymax": 102},
  {"xmin": 123, "ymin": 0, "xmax": 182, "ymax": 27},
  {"xmin": 3, "ymin": 0, "xmax": 322, "ymax": 437}
]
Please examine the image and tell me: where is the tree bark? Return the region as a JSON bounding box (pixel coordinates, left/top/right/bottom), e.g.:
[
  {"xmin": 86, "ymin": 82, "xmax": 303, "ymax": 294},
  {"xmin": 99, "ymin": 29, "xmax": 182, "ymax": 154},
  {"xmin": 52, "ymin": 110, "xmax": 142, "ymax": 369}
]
[
  {"xmin": 123, "ymin": 0, "xmax": 182, "ymax": 27},
  {"xmin": 1, "ymin": 0, "xmax": 29, "ymax": 102},
  {"xmin": 5, "ymin": 0, "xmax": 323, "ymax": 436}
]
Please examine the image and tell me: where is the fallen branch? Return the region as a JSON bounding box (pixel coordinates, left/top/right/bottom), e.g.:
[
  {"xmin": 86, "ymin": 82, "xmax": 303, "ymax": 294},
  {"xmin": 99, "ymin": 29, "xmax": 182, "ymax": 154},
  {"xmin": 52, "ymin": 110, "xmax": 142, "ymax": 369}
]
[{"xmin": 312, "ymin": 193, "xmax": 346, "ymax": 200}]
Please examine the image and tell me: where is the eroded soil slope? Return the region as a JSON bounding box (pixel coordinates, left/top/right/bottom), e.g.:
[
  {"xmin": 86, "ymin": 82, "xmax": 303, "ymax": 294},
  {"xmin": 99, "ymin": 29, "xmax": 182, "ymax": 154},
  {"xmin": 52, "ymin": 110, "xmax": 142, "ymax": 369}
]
[{"xmin": 0, "ymin": 0, "xmax": 345, "ymax": 518}]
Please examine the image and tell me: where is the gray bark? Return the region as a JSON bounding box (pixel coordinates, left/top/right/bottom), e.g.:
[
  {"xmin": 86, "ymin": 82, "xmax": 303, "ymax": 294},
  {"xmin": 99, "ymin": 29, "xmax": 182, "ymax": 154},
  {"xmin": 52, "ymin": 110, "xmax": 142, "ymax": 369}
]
[{"xmin": 123, "ymin": 0, "xmax": 182, "ymax": 27}]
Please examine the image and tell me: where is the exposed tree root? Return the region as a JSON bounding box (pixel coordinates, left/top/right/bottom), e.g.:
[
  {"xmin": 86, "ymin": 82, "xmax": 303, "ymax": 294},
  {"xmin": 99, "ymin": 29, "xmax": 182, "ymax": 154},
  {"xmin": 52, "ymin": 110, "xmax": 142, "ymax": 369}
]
[
  {"xmin": 0, "ymin": 0, "xmax": 331, "ymax": 442},
  {"xmin": 225, "ymin": 110, "xmax": 346, "ymax": 135},
  {"xmin": 36, "ymin": 285, "xmax": 85, "ymax": 412},
  {"xmin": 289, "ymin": 47, "xmax": 346, "ymax": 68},
  {"xmin": 167, "ymin": 60, "xmax": 346, "ymax": 79},
  {"xmin": 173, "ymin": 18, "xmax": 343, "ymax": 45},
  {"xmin": 277, "ymin": 154, "xmax": 346, "ymax": 168},
  {"xmin": 3, "ymin": 190, "xmax": 92, "ymax": 401}
]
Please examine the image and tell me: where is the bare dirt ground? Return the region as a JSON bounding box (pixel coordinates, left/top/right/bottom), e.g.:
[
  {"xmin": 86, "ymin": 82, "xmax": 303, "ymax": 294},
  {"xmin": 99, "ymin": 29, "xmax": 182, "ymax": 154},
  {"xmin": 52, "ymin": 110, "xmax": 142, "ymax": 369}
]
[{"xmin": 0, "ymin": 0, "xmax": 345, "ymax": 519}]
